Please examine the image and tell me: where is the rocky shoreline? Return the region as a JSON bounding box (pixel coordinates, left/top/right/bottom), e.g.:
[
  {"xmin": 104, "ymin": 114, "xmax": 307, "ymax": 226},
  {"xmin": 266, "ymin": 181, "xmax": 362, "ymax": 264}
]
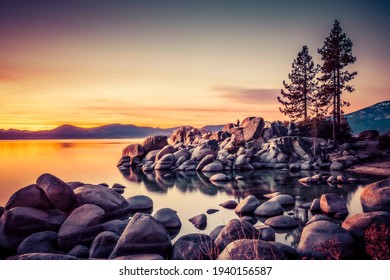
[{"xmin": 0, "ymin": 118, "xmax": 389, "ymax": 260}]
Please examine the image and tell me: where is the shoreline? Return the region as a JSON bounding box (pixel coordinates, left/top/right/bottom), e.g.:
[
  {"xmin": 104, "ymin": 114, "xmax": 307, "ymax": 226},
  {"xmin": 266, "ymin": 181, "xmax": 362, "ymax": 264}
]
[{"xmin": 346, "ymin": 160, "xmax": 390, "ymax": 177}]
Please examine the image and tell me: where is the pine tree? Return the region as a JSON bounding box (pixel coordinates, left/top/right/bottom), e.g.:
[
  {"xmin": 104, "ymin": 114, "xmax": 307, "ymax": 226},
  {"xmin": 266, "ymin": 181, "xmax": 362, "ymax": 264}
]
[
  {"xmin": 318, "ymin": 20, "xmax": 357, "ymax": 144},
  {"xmin": 278, "ymin": 46, "xmax": 320, "ymax": 121}
]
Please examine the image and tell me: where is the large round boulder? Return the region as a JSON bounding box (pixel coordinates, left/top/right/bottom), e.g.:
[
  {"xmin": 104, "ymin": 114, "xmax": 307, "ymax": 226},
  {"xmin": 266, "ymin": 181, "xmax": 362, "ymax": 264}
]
[
  {"xmin": 214, "ymin": 219, "xmax": 260, "ymax": 252},
  {"xmin": 155, "ymin": 154, "xmax": 175, "ymax": 170},
  {"xmin": 172, "ymin": 234, "xmax": 218, "ymax": 260},
  {"xmin": 127, "ymin": 195, "xmax": 153, "ymax": 212},
  {"xmin": 297, "ymin": 220, "xmax": 355, "ymax": 259},
  {"xmin": 234, "ymin": 195, "xmax": 260, "ymax": 214},
  {"xmin": 320, "ymin": 193, "xmax": 349, "ymax": 218},
  {"xmin": 153, "ymin": 208, "xmax": 181, "ymax": 229},
  {"xmin": 0, "ymin": 207, "xmax": 65, "ymax": 250},
  {"xmin": 58, "ymin": 204, "xmax": 105, "ymax": 251},
  {"xmin": 142, "ymin": 135, "xmax": 168, "ymax": 154},
  {"xmin": 218, "ymin": 239, "xmax": 286, "ymax": 260},
  {"xmin": 122, "ymin": 144, "xmax": 144, "ymax": 158},
  {"xmin": 254, "ymin": 201, "xmax": 284, "ymax": 217},
  {"xmin": 201, "ymin": 161, "xmax": 224, "ymax": 172},
  {"xmin": 269, "ymin": 194, "xmax": 295, "ymax": 206},
  {"xmin": 196, "ymin": 154, "xmax": 216, "ymax": 171},
  {"xmin": 36, "ymin": 173, "xmax": 75, "ymax": 211},
  {"xmin": 109, "ymin": 213, "xmax": 172, "ymax": 259},
  {"xmin": 72, "ymin": 185, "xmax": 130, "ymax": 219},
  {"xmin": 219, "ymin": 200, "xmax": 238, "ymax": 209},
  {"xmin": 156, "ymin": 145, "xmax": 176, "ymax": 161},
  {"xmin": 209, "ymin": 173, "xmax": 229, "ymax": 182},
  {"xmin": 89, "ymin": 231, "xmax": 119, "ymax": 259},
  {"xmin": 169, "ymin": 126, "xmax": 192, "ymax": 145},
  {"xmin": 360, "ymin": 178, "xmax": 390, "ymax": 212},
  {"xmin": 264, "ymin": 215, "xmax": 298, "ymax": 228},
  {"xmin": 342, "ymin": 211, "xmax": 390, "ymax": 258},
  {"xmin": 190, "ymin": 140, "xmax": 218, "ymax": 162},
  {"xmin": 17, "ymin": 231, "xmax": 61, "ymax": 255},
  {"xmin": 5, "ymin": 184, "xmax": 53, "ymax": 210},
  {"xmin": 243, "ymin": 117, "xmax": 265, "ymax": 142}
]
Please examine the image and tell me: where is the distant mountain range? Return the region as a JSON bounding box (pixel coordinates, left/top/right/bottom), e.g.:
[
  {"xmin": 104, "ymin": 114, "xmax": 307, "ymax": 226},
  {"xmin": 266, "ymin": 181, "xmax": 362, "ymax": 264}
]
[
  {"xmin": 0, "ymin": 101, "xmax": 388, "ymax": 139},
  {"xmin": 344, "ymin": 100, "xmax": 390, "ymax": 135}
]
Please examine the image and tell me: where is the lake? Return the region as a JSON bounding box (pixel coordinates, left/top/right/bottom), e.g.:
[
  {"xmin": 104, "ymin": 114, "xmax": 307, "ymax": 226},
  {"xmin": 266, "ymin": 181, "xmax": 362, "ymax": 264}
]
[{"xmin": 0, "ymin": 139, "xmax": 385, "ymax": 248}]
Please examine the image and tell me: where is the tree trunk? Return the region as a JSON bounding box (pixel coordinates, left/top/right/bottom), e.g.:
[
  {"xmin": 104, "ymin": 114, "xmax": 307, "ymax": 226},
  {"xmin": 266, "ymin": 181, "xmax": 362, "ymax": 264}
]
[
  {"xmin": 333, "ymin": 69, "xmax": 337, "ymax": 147},
  {"xmin": 304, "ymin": 65, "xmax": 307, "ymax": 121},
  {"xmin": 337, "ymin": 67, "xmax": 341, "ymax": 127}
]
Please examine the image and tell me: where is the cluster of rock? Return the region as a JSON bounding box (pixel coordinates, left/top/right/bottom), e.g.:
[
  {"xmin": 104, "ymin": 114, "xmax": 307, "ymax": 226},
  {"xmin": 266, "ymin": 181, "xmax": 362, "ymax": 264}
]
[
  {"xmin": 118, "ymin": 117, "xmax": 339, "ymax": 175},
  {"xmin": 1, "ymin": 173, "xmax": 389, "ymax": 260}
]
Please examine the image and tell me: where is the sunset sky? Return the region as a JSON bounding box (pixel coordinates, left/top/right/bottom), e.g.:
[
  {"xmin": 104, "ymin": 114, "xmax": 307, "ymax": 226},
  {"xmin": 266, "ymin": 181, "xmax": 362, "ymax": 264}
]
[{"xmin": 0, "ymin": 0, "xmax": 389, "ymax": 130}]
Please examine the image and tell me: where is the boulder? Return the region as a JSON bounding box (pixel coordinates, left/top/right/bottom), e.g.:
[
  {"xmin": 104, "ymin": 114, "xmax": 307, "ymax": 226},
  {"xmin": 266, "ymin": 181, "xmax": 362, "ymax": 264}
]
[
  {"xmin": 58, "ymin": 204, "xmax": 105, "ymax": 250},
  {"xmin": 357, "ymin": 130, "xmax": 379, "ymax": 141},
  {"xmin": 264, "ymin": 215, "xmax": 298, "ymax": 228},
  {"xmin": 306, "ymin": 214, "xmax": 341, "ymax": 226},
  {"xmin": 188, "ymin": 214, "xmax": 207, "ymax": 230},
  {"xmin": 269, "ymin": 241, "xmax": 299, "ymax": 260},
  {"xmin": 68, "ymin": 245, "xmax": 90, "ymax": 258},
  {"xmin": 209, "ymin": 225, "xmax": 224, "ymax": 241},
  {"xmin": 17, "ymin": 231, "xmax": 61, "ymax": 255},
  {"xmin": 214, "ymin": 219, "xmax": 260, "ymax": 252},
  {"xmin": 156, "ymin": 145, "xmax": 176, "ymax": 161},
  {"xmin": 269, "ymin": 194, "xmax": 295, "ymax": 206},
  {"xmin": 297, "ymin": 220, "xmax": 355, "ymax": 259},
  {"xmin": 320, "ymin": 193, "xmax": 349, "ymax": 217},
  {"xmin": 112, "ymin": 254, "xmax": 164, "ymax": 260},
  {"xmin": 254, "ymin": 201, "xmax": 284, "ymax": 217},
  {"xmin": 36, "ymin": 173, "xmax": 75, "ymax": 211},
  {"xmin": 243, "ymin": 117, "xmax": 265, "ymax": 142},
  {"xmin": 89, "ymin": 231, "xmax": 119, "ymax": 259},
  {"xmin": 72, "ymin": 185, "xmax": 130, "ymax": 219},
  {"xmin": 155, "ymin": 154, "xmax": 175, "ymax": 170},
  {"xmin": 360, "ymin": 178, "xmax": 390, "ymax": 212},
  {"xmin": 234, "ymin": 195, "xmax": 260, "ymax": 214},
  {"xmin": 169, "ymin": 126, "xmax": 193, "ymax": 145},
  {"xmin": 234, "ymin": 154, "xmax": 246, "ymax": 168},
  {"xmin": 191, "ymin": 140, "xmax": 218, "ymax": 161},
  {"xmin": 223, "ymin": 123, "xmax": 235, "ymax": 131},
  {"xmin": 153, "ymin": 208, "xmax": 181, "ymax": 229},
  {"xmin": 257, "ymin": 225, "xmax": 275, "ymax": 241},
  {"xmin": 206, "ymin": 209, "xmax": 219, "ymax": 214},
  {"xmin": 201, "ymin": 161, "xmax": 224, "ymax": 172},
  {"xmin": 342, "ymin": 211, "xmax": 390, "ymax": 258},
  {"xmin": 101, "ymin": 220, "xmax": 128, "ymax": 237},
  {"xmin": 196, "ymin": 154, "xmax": 216, "ymax": 171},
  {"xmin": 218, "ymin": 239, "xmax": 286, "ymax": 260},
  {"xmin": 309, "ymin": 198, "xmax": 321, "ymax": 212},
  {"xmin": 142, "ymin": 135, "xmax": 168, "ymax": 154},
  {"xmin": 109, "ymin": 213, "xmax": 172, "ymax": 259},
  {"xmin": 172, "ymin": 234, "xmax": 218, "ymax": 260},
  {"xmin": 209, "ymin": 173, "xmax": 230, "ymax": 182},
  {"xmin": 122, "ymin": 144, "xmax": 144, "ymax": 158},
  {"xmin": 176, "ymin": 159, "xmax": 196, "ymax": 171},
  {"xmin": 127, "ymin": 195, "xmax": 153, "ymax": 211},
  {"xmin": 0, "ymin": 206, "xmax": 4, "ymax": 218},
  {"xmin": 5, "ymin": 184, "xmax": 53, "ymax": 210},
  {"xmin": 142, "ymin": 150, "xmax": 160, "ymax": 162},
  {"xmin": 173, "ymin": 148, "xmax": 189, "ymax": 162},
  {"xmin": 0, "ymin": 207, "xmax": 65, "ymax": 250},
  {"xmin": 219, "ymin": 200, "xmax": 238, "ymax": 209}
]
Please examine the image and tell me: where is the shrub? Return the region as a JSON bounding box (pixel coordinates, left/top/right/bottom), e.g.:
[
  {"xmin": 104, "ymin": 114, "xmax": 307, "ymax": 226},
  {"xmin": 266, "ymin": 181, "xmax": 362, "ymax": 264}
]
[{"xmin": 365, "ymin": 224, "xmax": 390, "ymax": 260}]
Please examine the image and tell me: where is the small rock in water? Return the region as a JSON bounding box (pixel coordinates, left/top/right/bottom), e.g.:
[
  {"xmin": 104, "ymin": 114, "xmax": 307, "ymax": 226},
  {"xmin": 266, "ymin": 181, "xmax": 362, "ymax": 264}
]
[
  {"xmin": 206, "ymin": 209, "xmax": 219, "ymax": 215},
  {"xmin": 219, "ymin": 200, "xmax": 238, "ymax": 209},
  {"xmin": 209, "ymin": 173, "xmax": 230, "ymax": 182},
  {"xmin": 235, "ymin": 176, "xmax": 244, "ymax": 181},
  {"xmin": 188, "ymin": 214, "xmax": 207, "ymax": 230}
]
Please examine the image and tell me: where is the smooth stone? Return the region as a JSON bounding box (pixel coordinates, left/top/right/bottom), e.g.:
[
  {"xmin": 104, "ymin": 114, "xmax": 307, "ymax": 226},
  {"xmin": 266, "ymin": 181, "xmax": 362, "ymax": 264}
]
[
  {"xmin": 127, "ymin": 195, "xmax": 153, "ymax": 210},
  {"xmin": 206, "ymin": 209, "xmax": 219, "ymax": 215},
  {"xmin": 173, "ymin": 148, "xmax": 190, "ymax": 162},
  {"xmin": 264, "ymin": 215, "xmax": 298, "ymax": 228},
  {"xmin": 320, "ymin": 193, "xmax": 348, "ymax": 217},
  {"xmin": 234, "ymin": 154, "xmax": 246, "ymax": 168},
  {"xmin": 297, "ymin": 220, "xmax": 355, "ymax": 259},
  {"xmin": 89, "ymin": 231, "xmax": 119, "ymax": 259},
  {"xmin": 218, "ymin": 239, "xmax": 286, "ymax": 260},
  {"xmin": 142, "ymin": 135, "xmax": 168, "ymax": 154},
  {"xmin": 5, "ymin": 184, "xmax": 53, "ymax": 210},
  {"xmin": 209, "ymin": 225, "xmax": 224, "ymax": 241},
  {"xmin": 219, "ymin": 200, "xmax": 238, "ymax": 209},
  {"xmin": 243, "ymin": 117, "xmax": 265, "ymax": 142},
  {"xmin": 155, "ymin": 154, "xmax": 175, "ymax": 170},
  {"xmin": 196, "ymin": 154, "xmax": 216, "ymax": 171},
  {"xmin": 188, "ymin": 214, "xmax": 207, "ymax": 230},
  {"xmin": 177, "ymin": 159, "xmax": 196, "ymax": 171},
  {"xmin": 214, "ymin": 219, "xmax": 260, "ymax": 252},
  {"xmin": 156, "ymin": 145, "xmax": 176, "ymax": 161},
  {"xmin": 112, "ymin": 254, "xmax": 164, "ymax": 260},
  {"xmin": 153, "ymin": 208, "xmax": 182, "ymax": 229},
  {"xmin": 269, "ymin": 194, "xmax": 295, "ymax": 206},
  {"xmin": 0, "ymin": 207, "xmax": 65, "ymax": 250},
  {"xmin": 58, "ymin": 204, "xmax": 105, "ymax": 251},
  {"xmin": 172, "ymin": 233, "xmax": 218, "ymax": 260},
  {"xmin": 101, "ymin": 220, "xmax": 128, "ymax": 237},
  {"xmin": 72, "ymin": 185, "xmax": 130, "ymax": 219},
  {"xmin": 122, "ymin": 144, "xmax": 144, "ymax": 159},
  {"xmin": 68, "ymin": 245, "xmax": 90, "ymax": 258},
  {"xmin": 257, "ymin": 225, "xmax": 276, "ymax": 241},
  {"xmin": 142, "ymin": 150, "xmax": 160, "ymax": 162},
  {"xmin": 36, "ymin": 173, "xmax": 75, "ymax": 211},
  {"xmin": 190, "ymin": 140, "xmax": 218, "ymax": 161},
  {"xmin": 109, "ymin": 213, "xmax": 172, "ymax": 259},
  {"xmin": 269, "ymin": 241, "xmax": 299, "ymax": 260},
  {"xmin": 17, "ymin": 231, "xmax": 61, "ymax": 255},
  {"xmin": 234, "ymin": 195, "xmax": 260, "ymax": 214},
  {"xmin": 201, "ymin": 161, "xmax": 224, "ymax": 172},
  {"xmin": 309, "ymin": 198, "xmax": 321, "ymax": 212},
  {"xmin": 330, "ymin": 161, "xmax": 344, "ymax": 170},
  {"xmin": 360, "ymin": 178, "xmax": 390, "ymax": 212},
  {"xmin": 254, "ymin": 201, "xmax": 283, "ymax": 217},
  {"xmin": 306, "ymin": 214, "xmax": 341, "ymax": 226}
]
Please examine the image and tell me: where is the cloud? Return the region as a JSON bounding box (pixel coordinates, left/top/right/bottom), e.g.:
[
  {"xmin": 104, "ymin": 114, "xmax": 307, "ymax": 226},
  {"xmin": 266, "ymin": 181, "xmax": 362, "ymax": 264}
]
[{"xmin": 214, "ymin": 86, "xmax": 279, "ymax": 104}]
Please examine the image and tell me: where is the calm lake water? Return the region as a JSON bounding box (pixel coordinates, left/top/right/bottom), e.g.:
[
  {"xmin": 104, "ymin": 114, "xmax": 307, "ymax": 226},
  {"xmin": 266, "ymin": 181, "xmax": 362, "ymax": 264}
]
[{"xmin": 0, "ymin": 139, "xmax": 385, "ymax": 248}]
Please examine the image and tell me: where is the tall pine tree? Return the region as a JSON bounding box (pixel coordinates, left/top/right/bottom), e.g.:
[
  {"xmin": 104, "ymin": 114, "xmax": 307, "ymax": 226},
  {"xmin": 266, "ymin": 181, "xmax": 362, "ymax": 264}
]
[
  {"xmin": 318, "ymin": 20, "xmax": 357, "ymax": 144},
  {"xmin": 278, "ymin": 46, "xmax": 319, "ymax": 121}
]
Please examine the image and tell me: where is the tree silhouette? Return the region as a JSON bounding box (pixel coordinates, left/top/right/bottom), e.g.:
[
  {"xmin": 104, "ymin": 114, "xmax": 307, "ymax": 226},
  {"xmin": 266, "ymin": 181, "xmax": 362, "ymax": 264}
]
[
  {"xmin": 318, "ymin": 20, "xmax": 357, "ymax": 144},
  {"xmin": 278, "ymin": 46, "xmax": 320, "ymax": 121}
]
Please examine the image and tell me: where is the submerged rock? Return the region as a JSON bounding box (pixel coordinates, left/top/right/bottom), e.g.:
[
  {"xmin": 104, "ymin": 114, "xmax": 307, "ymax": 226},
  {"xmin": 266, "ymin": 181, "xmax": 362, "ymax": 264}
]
[
  {"xmin": 188, "ymin": 214, "xmax": 207, "ymax": 230},
  {"xmin": 172, "ymin": 234, "xmax": 218, "ymax": 260},
  {"xmin": 234, "ymin": 195, "xmax": 260, "ymax": 214},
  {"xmin": 153, "ymin": 208, "xmax": 181, "ymax": 229}
]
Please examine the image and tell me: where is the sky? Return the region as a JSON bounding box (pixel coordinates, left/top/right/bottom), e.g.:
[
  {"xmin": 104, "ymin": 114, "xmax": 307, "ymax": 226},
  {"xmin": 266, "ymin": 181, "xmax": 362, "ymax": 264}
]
[{"xmin": 0, "ymin": 0, "xmax": 389, "ymax": 130}]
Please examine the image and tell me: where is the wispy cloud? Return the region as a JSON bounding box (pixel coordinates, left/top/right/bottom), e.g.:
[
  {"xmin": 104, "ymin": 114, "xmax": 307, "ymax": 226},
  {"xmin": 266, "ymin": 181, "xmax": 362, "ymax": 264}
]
[{"xmin": 214, "ymin": 86, "xmax": 279, "ymax": 104}]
